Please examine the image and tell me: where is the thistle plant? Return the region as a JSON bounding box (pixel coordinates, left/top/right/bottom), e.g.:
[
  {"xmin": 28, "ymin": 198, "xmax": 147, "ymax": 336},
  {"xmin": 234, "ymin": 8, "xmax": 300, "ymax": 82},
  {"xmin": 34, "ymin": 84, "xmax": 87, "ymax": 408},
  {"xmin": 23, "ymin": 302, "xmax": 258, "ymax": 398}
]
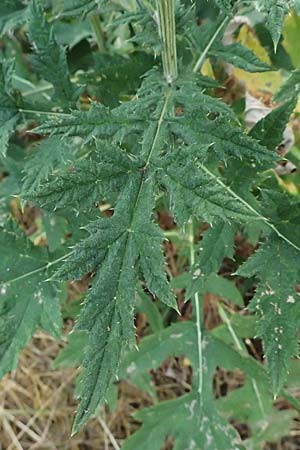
[{"xmin": 1, "ymin": 0, "xmax": 300, "ymax": 448}]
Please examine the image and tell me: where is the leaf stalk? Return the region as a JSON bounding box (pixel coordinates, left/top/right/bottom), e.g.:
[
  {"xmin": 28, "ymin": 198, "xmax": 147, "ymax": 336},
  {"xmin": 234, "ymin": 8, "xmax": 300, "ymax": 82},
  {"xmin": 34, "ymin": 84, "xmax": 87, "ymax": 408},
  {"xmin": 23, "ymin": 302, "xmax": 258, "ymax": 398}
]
[{"xmin": 193, "ymin": 16, "xmax": 229, "ymax": 73}]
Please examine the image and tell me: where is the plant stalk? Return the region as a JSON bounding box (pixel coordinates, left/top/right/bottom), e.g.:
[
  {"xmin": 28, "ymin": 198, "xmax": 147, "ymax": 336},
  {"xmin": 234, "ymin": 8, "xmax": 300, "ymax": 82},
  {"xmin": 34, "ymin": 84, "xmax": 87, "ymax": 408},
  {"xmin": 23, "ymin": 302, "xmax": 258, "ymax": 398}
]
[
  {"xmin": 156, "ymin": 0, "xmax": 178, "ymax": 84},
  {"xmin": 188, "ymin": 219, "xmax": 203, "ymax": 402},
  {"xmin": 193, "ymin": 16, "xmax": 229, "ymax": 73},
  {"xmin": 89, "ymin": 13, "xmax": 106, "ymax": 53}
]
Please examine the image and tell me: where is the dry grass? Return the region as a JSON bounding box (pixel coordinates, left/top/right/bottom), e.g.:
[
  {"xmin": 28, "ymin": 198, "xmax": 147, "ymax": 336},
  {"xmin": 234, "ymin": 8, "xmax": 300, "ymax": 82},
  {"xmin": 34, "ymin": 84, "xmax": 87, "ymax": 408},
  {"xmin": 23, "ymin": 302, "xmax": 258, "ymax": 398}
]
[
  {"xmin": 0, "ymin": 329, "xmax": 146, "ymax": 450},
  {"xmin": 0, "ymin": 326, "xmax": 192, "ymax": 450},
  {"xmin": 0, "ymin": 321, "xmax": 299, "ymax": 449}
]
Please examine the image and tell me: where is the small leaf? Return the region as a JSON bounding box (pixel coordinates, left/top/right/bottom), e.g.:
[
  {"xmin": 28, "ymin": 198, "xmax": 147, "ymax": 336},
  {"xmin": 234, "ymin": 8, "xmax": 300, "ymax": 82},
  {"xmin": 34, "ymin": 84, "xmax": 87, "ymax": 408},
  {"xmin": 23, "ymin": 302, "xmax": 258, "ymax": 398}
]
[
  {"xmin": 0, "ymin": 61, "xmax": 19, "ymax": 157},
  {"xmin": 25, "ymin": 140, "xmax": 138, "ymax": 210},
  {"xmin": 22, "ymin": 136, "xmax": 79, "ymax": 193},
  {"xmin": 249, "ymin": 97, "xmax": 297, "ymax": 149},
  {"xmin": 237, "ymin": 234, "xmax": 300, "ymax": 394},
  {"xmin": 187, "ymin": 221, "xmax": 236, "ymax": 299},
  {"xmin": 213, "ymin": 42, "xmax": 272, "ymax": 72},
  {"xmin": 257, "ymin": 0, "xmax": 289, "ymax": 51},
  {"xmin": 274, "ymin": 64, "xmax": 300, "ymax": 102},
  {"xmin": 28, "ymin": 0, "xmax": 80, "ymax": 104},
  {"xmin": 0, "ymin": 0, "xmax": 28, "ymax": 35},
  {"xmin": 0, "ymin": 228, "xmax": 63, "ymax": 378}
]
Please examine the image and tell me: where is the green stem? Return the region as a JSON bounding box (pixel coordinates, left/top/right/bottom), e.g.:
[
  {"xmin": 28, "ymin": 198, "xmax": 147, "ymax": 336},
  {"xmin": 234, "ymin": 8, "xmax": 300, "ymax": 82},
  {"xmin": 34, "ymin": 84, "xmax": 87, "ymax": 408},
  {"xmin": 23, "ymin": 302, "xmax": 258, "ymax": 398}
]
[
  {"xmin": 192, "ymin": 0, "xmax": 244, "ymax": 73},
  {"xmin": 13, "ymin": 75, "xmax": 52, "ymax": 100},
  {"xmin": 218, "ymin": 304, "xmax": 266, "ymax": 417},
  {"xmin": 18, "ymin": 108, "xmax": 70, "ymax": 117},
  {"xmin": 188, "ymin": 219, "xmax": 203, "ymax": 403},
  {"xmin": 4, "ymin": 251, "xmax": 73, "ymax": 285},
  {"xmin": 193, "ymin": 16, "xmax": 229, "ymax": 73},
  {"xmin": 138, "ymin": 0, "xmax": 156, "ymax": 17},
  {"xmin": 218, "ymin": 304, "xmax": 243, "ymax": 351},
  {"xmin": 156, "ymin": 0, "xmax": 178, "ymax": 84},
  {"xmin": 89, "ymin": 13, "xmax": 106, "ymax": 53},
  {"xmin": 164, "ymin": 229, "xmax": 189, "ymax": 240}
]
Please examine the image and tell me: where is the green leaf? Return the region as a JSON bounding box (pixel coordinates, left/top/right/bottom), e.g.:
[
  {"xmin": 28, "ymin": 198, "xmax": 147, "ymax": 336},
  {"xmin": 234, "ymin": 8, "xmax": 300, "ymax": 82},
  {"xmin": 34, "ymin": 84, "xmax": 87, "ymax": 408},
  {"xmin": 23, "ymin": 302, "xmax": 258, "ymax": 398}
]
[
  {"xmin": 212, "ymin": 314, "xmax": 257, "ymax": 344},
  {"xmin": 136, "ymin": 288, "xmax": 164, "ymax": 333},
  {"xmin": 207, "ymin": 274, "xmax": 244, "ymax": 306},
  {"xmin": 161, "ymin": 146, "xmax": 266, "ymax": 225},
  {"xmin": 0, "ymin": 0, "xmax": 28, "ymax": 35},
  {"xmin": 292, "ymin": 0, "xmax": 300, "ymax": 14},
  {"xmin": 121, "ymin": 321, "xmax": 264, "ymax": 450},
  {"xmin": 119, "ymin": 322, "xmax": 193, "ymax": 379},
  {"xmin": 213, "ymin": 0, "xmax": 235, "ymax": 14},
  {"xmin": 32, "ymin": 101, "xmax": 146, "ymax": 142},
  {"xmin": 0, "ymin": 61, "xmax": 19, "ymax": 157},
  {"xmin": 80, "ymin": 52, "xmax": 155, "ymax": 107},
  {"xmin": 218, "ymin": 378, "xmax": 297, "ymax": 449},
  {"xmin": 169, "ymin": 113, "xmax": 274, "ymax": 166},
  {"xmin": 28, "ymin": 1, "xmax": 80, "ymax": 104},
  {"xmin": 247, "ymin": 409, "xmax": 297, "ymax": 448},
  {"xmin": 52, "ymin": 0, "xmax": 99, "ymax": 16},
  {"xmin": 29, "ymin": 73, "xmax": 271, "ymax": 226},
  {"xmin": 42, "ymin": 211, "xmax": 69, "ymax": 253},
  {"xmin": 219, "ymin": 0, "xmax": 295, "ymax": 52},
  {"xmin": 237, "ymin": 234, "xmax": 300, "ymax": 394},
  {"xmin": 0, "ymin": 228, "xmax": 63, "ymax": 378},
  {"xmin": 33, "ymin": 72, "xmax": 274, "ymax": 166},
  {"xmin": 282, "ymin": 11, "xmax": 300, "ymax": 68},
  {"xmin": 258, "ymin": 0, "xmax": 290, "ymax": 51},
  {"xmin": 274, "ymin": 63, "xmax": 300, "ymax": 102},
  {"xmin": 51, "ymin": 88, "xmax": 183, "ymax": 432},
  {"xmin": 213, "ymin": 42, "xmax": 272, "ymax": 72},
  {"xmin": 186, "ymin": 221, "xmax": 236, "ymax": 299},
  {"xmin": 18, "ymin": 43, "xmax": 298, "ymax": 441},
  {"xmin": 53, "ymin": 331, "xmax": 88, "ymax": 369},
  {"xmin": 22, "ymin": 136, "xmax": 79, "ymax": 193},
  {"xmin": 58, "ymin": 175, "xmax": 177, "ymax": 432},
  {"xmin": 25, "ymin": 140, "xmax": 139, "ymax": 210},
  {"xmin": 249, "ymin": 98, "xmax": 297, "ymax": 149},
  {"xmin": 122, "ymin": 392, "xmax": 243, "ymax": 450},
  {"xmin": 120, "ymin": 307, "xmax": 279, "ymax": 449}
]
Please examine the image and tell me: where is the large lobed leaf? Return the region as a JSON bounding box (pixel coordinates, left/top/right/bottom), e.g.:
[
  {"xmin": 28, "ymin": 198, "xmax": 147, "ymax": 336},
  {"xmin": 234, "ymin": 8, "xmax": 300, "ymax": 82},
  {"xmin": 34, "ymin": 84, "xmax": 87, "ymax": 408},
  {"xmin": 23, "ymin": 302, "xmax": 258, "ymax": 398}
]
[
  {"xmin": 21, "ymin": 67, "xmax": 281, "ymax": 433},
  {"xmin": 3, "ymin": 0, "xmax": 300, "ymax": 440}
]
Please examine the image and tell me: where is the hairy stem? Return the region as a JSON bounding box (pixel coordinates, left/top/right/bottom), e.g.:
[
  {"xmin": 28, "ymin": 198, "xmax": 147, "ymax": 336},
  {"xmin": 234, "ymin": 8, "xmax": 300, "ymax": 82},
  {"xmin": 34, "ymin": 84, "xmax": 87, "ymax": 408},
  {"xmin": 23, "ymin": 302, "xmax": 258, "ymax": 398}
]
[
  {"xmin": 188, "ymin": 220, "xmax": 203, "ymax": 404},
  {"xmin": 156, "ymin": 0, "xmax": 178, "ymax": 84}
]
